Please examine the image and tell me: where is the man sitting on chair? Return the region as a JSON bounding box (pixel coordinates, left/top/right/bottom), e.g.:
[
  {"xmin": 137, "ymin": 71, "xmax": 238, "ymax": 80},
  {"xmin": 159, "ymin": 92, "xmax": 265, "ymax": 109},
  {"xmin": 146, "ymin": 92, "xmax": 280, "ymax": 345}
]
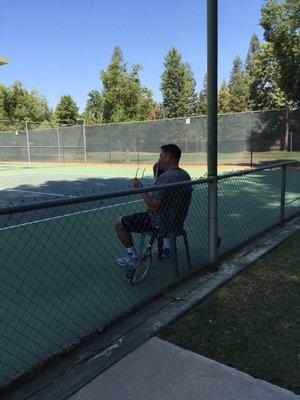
[
  {"xmin": 152, "ymin": 160, "xmax": 172, "ymax": 257},
  {"xmin": 115, "ymin": 144, "xmax": 191, "ymax": 272}
]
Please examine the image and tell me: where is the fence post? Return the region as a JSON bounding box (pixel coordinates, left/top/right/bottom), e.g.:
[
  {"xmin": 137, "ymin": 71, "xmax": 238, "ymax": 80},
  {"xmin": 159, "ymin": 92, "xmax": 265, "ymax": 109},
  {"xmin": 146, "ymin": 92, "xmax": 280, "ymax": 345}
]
[
  {"xmin": 83, "ymin": 120, "xmax": 87, "ymax": 165},
  {"xmin": 56, "ymin": 124, "xmax": 62, "ymax": 164},
  {"xmin": 136, "ymin": 123, "xmax": 140, "ymax": 166},
  {"xmin": 290, "ymin": 130, "xmax": 293, "ymax": 153},
  {"xmin": 208, "ymin": 176, "xmax": 218, "ymax": 261},
  {"xmin": 250, "ymin": 132, "xmax": 253, "ymax": 169},
  {"xmin": 280, "ymin": 165, "xmax": 287, "ymax": 224},
  {"xmin": 109, "ymin": 131, "xmax": 112, "ymax": 165},
  {"xmin": 25, "ymin": 121, "xmax": 31, "ymax": 167},
  {"xmin": 207, "ymin": 0, "xmax": 218, "ymax": 263}
]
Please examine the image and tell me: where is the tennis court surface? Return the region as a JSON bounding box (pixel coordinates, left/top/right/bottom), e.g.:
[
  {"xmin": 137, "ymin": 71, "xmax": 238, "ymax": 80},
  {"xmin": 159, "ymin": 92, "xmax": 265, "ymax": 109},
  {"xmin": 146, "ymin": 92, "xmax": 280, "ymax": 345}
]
[{"xmin": 0, "ymin": 164, "xmax": 217, "ymax": 204}]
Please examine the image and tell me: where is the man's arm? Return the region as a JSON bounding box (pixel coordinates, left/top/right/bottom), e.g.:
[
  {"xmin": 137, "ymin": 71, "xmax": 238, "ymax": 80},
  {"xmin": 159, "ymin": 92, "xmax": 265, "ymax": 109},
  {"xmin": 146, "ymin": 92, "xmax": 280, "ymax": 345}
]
[
  {"xmin": 153, "ymin": 161, "xmax": 164, "ymax": 180},
  {"xmin": 133, "ymin": 178, "xmax": 163, "ymax": 212},
  {"xmin": 141, "ymin": 192, "xmax": 162, "ymax": 212}
]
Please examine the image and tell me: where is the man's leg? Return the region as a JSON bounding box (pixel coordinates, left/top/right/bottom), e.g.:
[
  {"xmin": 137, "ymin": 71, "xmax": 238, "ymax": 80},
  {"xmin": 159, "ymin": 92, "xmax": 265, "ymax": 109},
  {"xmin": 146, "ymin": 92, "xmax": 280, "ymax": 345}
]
[
  {"xmin": 115, "ymin": 217, "xmax": 138, "ymax": 261},
  {"xmin": 115, "ymin": 218, "xmax": 138, "ymax": 269},
  {"xmin": 115, "ymin": 217, "xmax": 134, "ymax": 248},
  {"xmin": 115, "ymin": 212, "xmax": 152, "ymax": 269}
]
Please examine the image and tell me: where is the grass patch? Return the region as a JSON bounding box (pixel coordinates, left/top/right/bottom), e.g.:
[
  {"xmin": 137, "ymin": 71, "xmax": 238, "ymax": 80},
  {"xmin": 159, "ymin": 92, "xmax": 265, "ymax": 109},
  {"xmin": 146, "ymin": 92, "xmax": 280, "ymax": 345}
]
[{"xmin": 159, "ymin": 230, "xmax": 300, "ymax": 394}]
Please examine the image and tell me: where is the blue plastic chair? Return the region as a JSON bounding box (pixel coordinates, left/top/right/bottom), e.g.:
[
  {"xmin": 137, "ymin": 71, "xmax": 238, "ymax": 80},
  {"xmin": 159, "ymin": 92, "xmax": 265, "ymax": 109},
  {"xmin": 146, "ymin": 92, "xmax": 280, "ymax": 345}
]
[
  {"xmin": 139, "ymin": 229, "xmax": 192, "ymax": 277},
  {"xmin": 139, "ymin": 181, "xmax": 193, "ymax": 277}
]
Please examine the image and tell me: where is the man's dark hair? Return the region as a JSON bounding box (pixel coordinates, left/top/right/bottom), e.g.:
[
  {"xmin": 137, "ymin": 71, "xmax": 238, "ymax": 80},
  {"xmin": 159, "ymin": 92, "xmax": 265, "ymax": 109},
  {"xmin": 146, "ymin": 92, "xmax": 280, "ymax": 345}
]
[{"xmin": 161, "ymin": 144, "xmax": 181, "ymax": 163}]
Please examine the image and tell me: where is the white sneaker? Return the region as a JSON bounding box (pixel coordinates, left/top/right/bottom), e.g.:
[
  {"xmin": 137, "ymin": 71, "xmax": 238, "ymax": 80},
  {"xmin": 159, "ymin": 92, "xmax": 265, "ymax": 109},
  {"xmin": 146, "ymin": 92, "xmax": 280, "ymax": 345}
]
[{"xmin": 117, "ymin": 254, "xmax": 138, "ymax": 270}]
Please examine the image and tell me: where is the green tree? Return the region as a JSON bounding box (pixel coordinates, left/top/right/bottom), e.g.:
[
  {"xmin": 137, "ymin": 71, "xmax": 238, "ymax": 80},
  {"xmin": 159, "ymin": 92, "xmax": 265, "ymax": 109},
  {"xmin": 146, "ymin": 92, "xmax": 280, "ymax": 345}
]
[
  {"xmin": 54, "ymin": 94, "xmax": 79, "ymax": 124},
  {"xmin": 84, "ymin": 90, "xmax": 103, "ymax": 123},
  {"xmin": 184, "ymin": 63, "xmax": 198, "ymax": 115},
  {"xmin": 0, "ymin": 81, "xmax": 51, "ymax": 130},
  {"xmin": 100, "ymin": 47, "xmax": 155, "ymax": 123},
  {"xmin": 260, "ymin": 0, "xmax": 300, "ymax": 104},
  {"xmin": 245, "ymin": 33, "xmax": 261, "ymax": 71},
  {"xmin": 248, "ymin": 42, "xmax": 291, "ymax": 110},
  {"xmin": 136, "ymin": 87, "xmax": 156, "ymax": 121},
  {"xmin": 228, "ymin": 56, "xmax": 251, "ymax": 112},
  {"xmin": 0, "ymin": 84, "xmax": 7, "ymax": 121},
  {"xmin": 198, "ymin": 74, "xmax": 207, "ymax": 115},
  {"xmin": 218, "ymin": 81, "xmax": 230, "ymax": 114},
  {"xmin": 160, "ymin": 47, "xmax": 197, "ymax": 118},
  {"xmin": 149, "ymin": 102, "xmax": 165, "ymax": 119}
]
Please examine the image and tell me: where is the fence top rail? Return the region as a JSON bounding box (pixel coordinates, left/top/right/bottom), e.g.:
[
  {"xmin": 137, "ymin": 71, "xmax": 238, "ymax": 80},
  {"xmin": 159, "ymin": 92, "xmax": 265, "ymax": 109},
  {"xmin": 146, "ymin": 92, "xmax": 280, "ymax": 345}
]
[
  {"xmin": 0, "ymin": 160, "xmax": 298, "ymax": 216},
  {"xmin": 0, "ymin": 107, "xmax": 296, "ymax": 129},
  {"xmin": 217, "ymin": 160, "xmax": 298, "ymax": 180}
]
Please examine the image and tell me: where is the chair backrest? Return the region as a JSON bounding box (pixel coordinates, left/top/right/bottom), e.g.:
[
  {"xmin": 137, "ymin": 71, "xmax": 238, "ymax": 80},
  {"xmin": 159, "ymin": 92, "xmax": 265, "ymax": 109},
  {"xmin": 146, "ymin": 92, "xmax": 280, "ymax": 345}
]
[{"xmin": 159, "ymin": 183, "xmax": 192, "ymax": 236}]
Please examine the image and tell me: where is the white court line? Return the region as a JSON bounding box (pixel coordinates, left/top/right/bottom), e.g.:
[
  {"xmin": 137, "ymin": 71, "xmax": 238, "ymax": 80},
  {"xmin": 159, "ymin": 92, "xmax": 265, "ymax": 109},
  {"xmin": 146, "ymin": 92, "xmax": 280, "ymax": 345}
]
[
  {"xmin": 0, "ymin": 199, "xmax": 143, "ymax": 231},
  {"xmin": 0, "ymin": 188, "xmax": 77, "ymax": 198},
  {"xmin": 0, "ymin": 172, "xmax": 133, "ymax": 178}
]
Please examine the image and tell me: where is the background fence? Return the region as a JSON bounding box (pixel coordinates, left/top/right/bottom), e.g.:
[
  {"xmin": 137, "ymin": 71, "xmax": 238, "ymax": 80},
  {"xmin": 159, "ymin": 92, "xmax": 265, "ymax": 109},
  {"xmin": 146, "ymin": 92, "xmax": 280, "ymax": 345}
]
[
  {"xmin": 0, "ymin": 161, "xmax": 299, "ymax": 392},
  {"xmin": 0, "ymin": 108, "xmax": 299, "ymax": 168}
]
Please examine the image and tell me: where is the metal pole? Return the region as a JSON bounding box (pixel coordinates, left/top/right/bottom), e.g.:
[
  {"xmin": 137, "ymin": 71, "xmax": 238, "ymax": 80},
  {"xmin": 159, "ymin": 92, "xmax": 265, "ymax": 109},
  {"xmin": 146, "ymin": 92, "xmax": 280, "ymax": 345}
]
[
  {"xmin": 207, "ymin": 0, "xmax": 218, "ymax": 263},
  {"xmin": 109, "ymin": 131, "xmax": 112, "ymax": 165},
  {"xmin": 285, "ymin": 109, "xmax": 289, "ymax": 151},
  {"xmin": 280, "ymin": 165, "xmax": 287, "ymax": 224},
  {"xmin": 136, "ymin": 123, "xmax": 140, "ymax": 166},
  {"xmin": 25, "ymin": 121, "xmax": 31, "ymax": 167},
  {"xmin": 83, "ymin": 120, "xmax": 87, "ymax": 165},
  {"xmin": 250, "ymin": 132, "xmax": 253, "ymax": 169},
  {"xmin": 56, "ymin": 124, "xmax": 62, "ymax": 164}
]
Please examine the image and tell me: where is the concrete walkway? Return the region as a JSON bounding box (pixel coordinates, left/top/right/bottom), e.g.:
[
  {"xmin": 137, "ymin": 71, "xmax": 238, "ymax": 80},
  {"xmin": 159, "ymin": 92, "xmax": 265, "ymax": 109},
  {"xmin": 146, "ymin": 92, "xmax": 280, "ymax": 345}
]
[{"xmin": 69, "ymin": 337, "xmax": 298, "ymax": 400}]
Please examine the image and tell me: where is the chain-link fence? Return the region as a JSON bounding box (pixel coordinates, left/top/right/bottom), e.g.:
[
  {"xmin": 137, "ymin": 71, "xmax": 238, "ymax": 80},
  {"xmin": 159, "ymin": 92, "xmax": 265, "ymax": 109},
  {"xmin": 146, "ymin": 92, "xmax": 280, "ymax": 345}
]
[
  {"xmin": 0, "ymin": 161, "xmax": 299, "ymax": 392},
  {"xmin": 0, "ymin": 109, "xmax": 299, "ymax": 168}
]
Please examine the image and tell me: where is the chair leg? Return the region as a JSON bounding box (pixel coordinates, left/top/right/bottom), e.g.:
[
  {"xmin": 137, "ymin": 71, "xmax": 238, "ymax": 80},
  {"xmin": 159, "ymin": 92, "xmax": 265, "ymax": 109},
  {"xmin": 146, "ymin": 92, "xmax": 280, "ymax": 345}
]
[
  {"xmin": 169, "ymin": 234, "xmax": 179, "ymax": 277},
  {"xmin": 157, "ymin": 238, "xmax": 163, "ymax": 260},
  {"xmin": 182, "ymin": 231, "xmax": 192, "ymax": 270},
  {"xmin": 139, "ymin": 232, "xmax": 147, "ymax": 258}
]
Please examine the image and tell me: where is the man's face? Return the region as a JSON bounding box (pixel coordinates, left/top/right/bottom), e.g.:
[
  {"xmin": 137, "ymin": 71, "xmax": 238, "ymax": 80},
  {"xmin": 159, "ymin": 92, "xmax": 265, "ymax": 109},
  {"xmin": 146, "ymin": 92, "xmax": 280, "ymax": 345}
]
[{"xmin": 159, "ymin": 150, "xmax": 171, "ymax": 169}]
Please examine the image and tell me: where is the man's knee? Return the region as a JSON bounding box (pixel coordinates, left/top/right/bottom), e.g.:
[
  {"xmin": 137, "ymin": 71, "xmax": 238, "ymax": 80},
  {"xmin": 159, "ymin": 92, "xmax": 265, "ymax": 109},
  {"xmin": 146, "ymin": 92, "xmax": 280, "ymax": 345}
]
[{"xmin": 115, "ymin": 217, "xmax": 124, "ymax": 231}]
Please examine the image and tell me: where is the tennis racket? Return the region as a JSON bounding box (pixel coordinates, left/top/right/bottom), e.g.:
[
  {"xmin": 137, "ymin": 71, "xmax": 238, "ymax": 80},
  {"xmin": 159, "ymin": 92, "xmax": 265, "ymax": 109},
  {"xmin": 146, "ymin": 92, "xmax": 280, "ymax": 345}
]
[{"xmin": 129, "ymin": 227, "xmax": 158, "ymax": 285}]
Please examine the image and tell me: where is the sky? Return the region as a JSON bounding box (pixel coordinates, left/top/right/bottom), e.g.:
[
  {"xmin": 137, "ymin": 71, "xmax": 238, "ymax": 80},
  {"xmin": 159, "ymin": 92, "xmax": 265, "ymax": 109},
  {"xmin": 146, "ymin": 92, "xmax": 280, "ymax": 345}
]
[{"xmin": 1, "ymin": 0, "xmax": 266, "ymax": 112}]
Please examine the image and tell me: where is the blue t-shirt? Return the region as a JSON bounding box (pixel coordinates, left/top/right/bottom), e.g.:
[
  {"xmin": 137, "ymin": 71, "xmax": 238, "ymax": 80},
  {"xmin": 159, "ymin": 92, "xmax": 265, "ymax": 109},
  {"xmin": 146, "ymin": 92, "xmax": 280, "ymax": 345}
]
[{"xmin": 150, "ymin": 167, "xmax": 192, "ymax": 235}]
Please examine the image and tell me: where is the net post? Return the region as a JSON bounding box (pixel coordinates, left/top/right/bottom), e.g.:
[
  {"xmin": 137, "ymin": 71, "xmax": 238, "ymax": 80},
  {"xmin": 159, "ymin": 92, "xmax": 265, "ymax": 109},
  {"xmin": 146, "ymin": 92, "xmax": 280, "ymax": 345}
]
[
  {"xmin": 56, "ymin": 124, "xmax": 62, "ymax": 165},
  {"xmin": 83, "ymin": 119, "xmax": 87, "ymax": 165},
  {"xmin": 25, "ymin": 121, "xmax": 31, "ymax": 167},
  {"xmin": 207, "ymin": 0, "xmax": 218, "ymax": 263}
]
